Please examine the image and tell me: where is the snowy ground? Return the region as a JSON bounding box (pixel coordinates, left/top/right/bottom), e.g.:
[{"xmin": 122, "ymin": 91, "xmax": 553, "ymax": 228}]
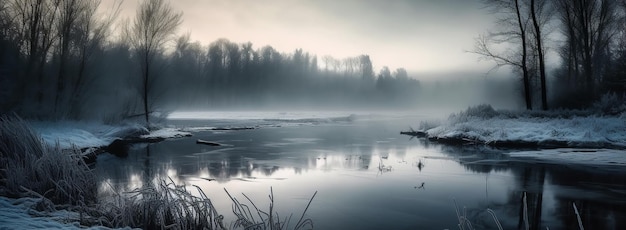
[{"xmin": 0, "ymin": 197, "xmax": 133, "ymax": 230}]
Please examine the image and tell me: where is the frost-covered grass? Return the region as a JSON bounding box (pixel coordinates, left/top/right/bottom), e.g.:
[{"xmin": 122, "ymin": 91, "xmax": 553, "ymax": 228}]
[
  {"xmin": 99, "ymin": 178, "xmax": 225, "ymax": 229},
  {"xmin": 0, "ymin": 115, "xmax": 97, "ymax": 206},
  {"xmin": 225, "ymin": 187, "xmax": 316, "ymax": 230},
  {"xmin": 96, "ymin": 179, "xmax": 316, "ymax": 230},
  {"xmin": 424, "ymin": 104, "xmax": 626, "ymax": 148}
]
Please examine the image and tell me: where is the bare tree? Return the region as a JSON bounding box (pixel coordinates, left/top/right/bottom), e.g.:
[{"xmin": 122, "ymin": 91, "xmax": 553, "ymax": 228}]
[
  {"xmin": 555, "ymin": 0, "xmax": 619, "ymax": 97},
  {"xmin": 472, "ymin": 0, "xmax": 533, "ymax": 110},
  {"xmin": 530, "ymin": 0, "xmax": 550, "ymax": 110},
  {"xmin": 54, "ymin": 0, "xmax": 82, "ymax": 114},
  {"xmin": 128, "ymin": 0, "xmax": 182, "ymax": 126},
  {"xmin": 68, "ymin": 0, "xmax": 120, "ymax": 118},
  {"xmin": 359, "ymin": 55, "xmax": 374, "ymax": 81},
  {"xmin": 7, "ymin": 0, "xmax": 61, "ymax": 112},
  {"xmin": 322, "ymin": 55, "xmax": 334, "ymax": 73}
]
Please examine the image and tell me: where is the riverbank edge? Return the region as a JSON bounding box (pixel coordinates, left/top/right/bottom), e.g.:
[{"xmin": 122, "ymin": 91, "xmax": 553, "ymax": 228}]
[
  {"xmin": 401, "ymin": 130, "xmax": 626, "ymax": 150},
  {"xmin": 76, "ymin": 129, "xmax": 192, "ymax": 164}
]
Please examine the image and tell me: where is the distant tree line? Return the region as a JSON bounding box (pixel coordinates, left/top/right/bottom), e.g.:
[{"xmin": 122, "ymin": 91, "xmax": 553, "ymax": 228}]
[
  {"xmin": 167, "ymin": 37, "xmax": 419, "ymax": 111},
  {"xmin": 0, "ymin": 0, "xmax": 419, "ymax": 124},
  {"xmin": 475, "ymin": 0, "xmax": 626, "ymax": 110}
]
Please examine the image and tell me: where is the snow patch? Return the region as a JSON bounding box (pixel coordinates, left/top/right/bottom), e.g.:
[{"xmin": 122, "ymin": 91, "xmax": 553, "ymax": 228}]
[
  {"xmin": 30, "ymin": 120, "xmax": 119, "ymax": 149},
  {"xmin": 30, "ymin": 121, "xmax": 189, "ymax": 150}
]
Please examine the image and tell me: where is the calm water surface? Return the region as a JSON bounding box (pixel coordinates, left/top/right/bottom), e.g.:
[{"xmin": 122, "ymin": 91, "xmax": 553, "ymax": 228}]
[{"xmin": 95, "ymin": 112, "xmax": 626, "ymax": 230}]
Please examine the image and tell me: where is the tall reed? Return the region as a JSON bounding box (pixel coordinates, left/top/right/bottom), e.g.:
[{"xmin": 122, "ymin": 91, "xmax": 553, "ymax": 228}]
[
  {"xmin": 101, "ymin": 177, "xmax": 225, "ymax": 229},
  {"xmin": 225, "ymin": 187, "xmax": 317, "ymax": 230}
]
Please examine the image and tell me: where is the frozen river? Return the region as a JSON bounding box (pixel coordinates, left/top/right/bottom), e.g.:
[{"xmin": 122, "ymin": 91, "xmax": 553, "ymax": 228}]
[{"xmin": 95, "ymin": 111, "xmax": 626, "ymax": 229}]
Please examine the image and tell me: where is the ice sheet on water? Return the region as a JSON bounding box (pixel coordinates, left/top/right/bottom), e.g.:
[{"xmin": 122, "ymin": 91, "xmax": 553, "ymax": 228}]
[
  {"xmin": 168, "ymin": 111, "xmax": 366, "ymax": 129},
  {"xmin": 169, "ymin": 111, "xmax": 359, "ymax": 120},
  {"xmin": 140, "ymin": 128, "xmax": 192, "ymax": 138},
  {"xmin": 506, "ymin": 148, "xmax": 626, "ymax": 167}
]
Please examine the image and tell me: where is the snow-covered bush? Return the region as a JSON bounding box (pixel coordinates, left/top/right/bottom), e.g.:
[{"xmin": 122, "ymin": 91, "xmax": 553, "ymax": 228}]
[
  {"xmin": 592, "ymin": 93, "xmax": 626, "ymax": 115},
  {"xmin": 449, "ymin": 104, "xmax": 500, "ymax": 123},
  {"xmin": 0, "ymin": 115, "xmax": 96, "ymax": 206}
]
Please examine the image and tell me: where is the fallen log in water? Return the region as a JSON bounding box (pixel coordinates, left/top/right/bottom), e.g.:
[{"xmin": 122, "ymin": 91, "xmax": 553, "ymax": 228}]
[
  {"xmin": 400, "ymin": 127, "xmax": 428, "ymax": 138},
  {"xmin": 196, "ymin": 139, "xmax": 223, "ymax": 146},
  {"xmin": 400, "ymin": 130, "xmax": 427, "ymax": 137}
]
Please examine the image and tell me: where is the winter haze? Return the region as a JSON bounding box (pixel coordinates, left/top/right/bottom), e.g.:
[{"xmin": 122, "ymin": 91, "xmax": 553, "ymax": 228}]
[
  {"xmin": 2, "ymin": 0, "xmax": 626, "ymax": 229},
  {"xmin": 104, "ymin": 0, "xmax": 494, "ymax": 74}
]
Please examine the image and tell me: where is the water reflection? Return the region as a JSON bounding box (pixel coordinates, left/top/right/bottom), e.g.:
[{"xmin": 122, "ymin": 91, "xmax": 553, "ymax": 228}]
[
  {"xmin": 95, "ymin": 123, "xmax": 626, "ymax": 229},
  {"xmin": 440, "ymin": 145, "xmax": 626, "ymax": 230}
]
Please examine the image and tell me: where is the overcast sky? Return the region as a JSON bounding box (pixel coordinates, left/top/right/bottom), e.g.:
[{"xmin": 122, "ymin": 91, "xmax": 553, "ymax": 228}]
[{"xmin": 105, "ymin": 0, "xmax": 495, "ymax": 76}]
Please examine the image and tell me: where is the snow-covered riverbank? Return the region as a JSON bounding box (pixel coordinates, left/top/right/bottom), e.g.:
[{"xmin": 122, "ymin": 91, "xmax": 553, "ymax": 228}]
[
  {"xmin": 415, "ymin": 105, "xmax": 626, "ymax": 168},
  {"xmin": 421, "ymin": 105, "xmax": 626, "ymax": 149},
  {"xmin": 29, "ymin": 120, "xmax": 192, "ymax": 150}
]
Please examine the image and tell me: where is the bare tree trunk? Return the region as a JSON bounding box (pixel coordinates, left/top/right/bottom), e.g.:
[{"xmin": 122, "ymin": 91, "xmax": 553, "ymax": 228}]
[
  {"xmin": 516, "ymin": 0, "xmax": 533, "ymax": 110},
  {"xmin": 55, "ymin": 0, "xmax": 78, "ymax": 115},
  {"xmin": 130, "ymin": 0, "xmax": 182, "ymax": 126},
  {"xmin": 578, "ymin": 0, "xmax": 595, "ymax": 95},
  {"xmin": 566, "ymin": 5, "xmax": 578, "ymax": 88},
  {"xmin": 531, "ymin": 0, "xmax": 548, "ymax": 110},
  {"xmin": 36, "ymin": 0, "xmax": 59, "ymax": 110},
  {"xmin": 143, "ymin": 51, "xmax": 150, "ymax": 125}
]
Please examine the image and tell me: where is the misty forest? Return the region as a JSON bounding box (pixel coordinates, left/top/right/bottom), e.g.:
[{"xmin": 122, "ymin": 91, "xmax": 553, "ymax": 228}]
[
  {"xmin": 0, "ymin": 0, "xmax": 625, "ymax": 229},
  {"xmin": 0, "ymin": 0, "xmax": 421, "ymax": 123}
]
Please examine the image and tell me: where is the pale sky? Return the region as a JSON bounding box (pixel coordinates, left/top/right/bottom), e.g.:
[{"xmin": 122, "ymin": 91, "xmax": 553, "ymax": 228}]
[{"xmin": 104, "ymin": 0, "xmax": 495, "ymax": 75}]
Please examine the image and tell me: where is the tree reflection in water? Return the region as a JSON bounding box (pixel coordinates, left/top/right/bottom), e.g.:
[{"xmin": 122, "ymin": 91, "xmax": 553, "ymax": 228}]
[{"xmin": 442, "ymin": 145, "xmax": 626, "ymax": 230}]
